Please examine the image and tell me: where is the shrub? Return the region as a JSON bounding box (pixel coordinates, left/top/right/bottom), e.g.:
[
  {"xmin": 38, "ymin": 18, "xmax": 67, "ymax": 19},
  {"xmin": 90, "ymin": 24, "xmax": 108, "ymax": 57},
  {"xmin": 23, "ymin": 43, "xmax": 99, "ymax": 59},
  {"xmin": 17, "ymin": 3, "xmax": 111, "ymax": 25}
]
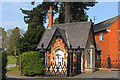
[
  {"xmin": 2, "ymin": 51, "xmax": 7, "ymax": 80},
  {"xmin": 21, "ymin": 51, "xmax": 44, "ymax": 76}
]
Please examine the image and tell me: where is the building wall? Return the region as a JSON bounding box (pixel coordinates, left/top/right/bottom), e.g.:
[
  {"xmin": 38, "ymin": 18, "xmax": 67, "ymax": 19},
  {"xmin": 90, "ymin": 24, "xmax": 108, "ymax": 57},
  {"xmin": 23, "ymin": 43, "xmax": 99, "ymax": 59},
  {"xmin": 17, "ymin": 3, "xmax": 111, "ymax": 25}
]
[
  {"xmin": 45, "ymin": 37, "xmax": 67, "ymax": 68},
  {"xmin": 107, "ymin": 19, "xmax": 119, "ymax": 62},
  {"xmin": 94, "ymin": 18, "xmax": 120, "ymax": 67},
  {"xmin": 84, "ymin": 27, "xmax": 96, "ymax": 71},
  {"xmin": 45, "ymin": 27, "xmax": 96, "ymax": 72},
  {"xmin": 118, "ymin": 18, "xmax": 120, "ymax": 54}
]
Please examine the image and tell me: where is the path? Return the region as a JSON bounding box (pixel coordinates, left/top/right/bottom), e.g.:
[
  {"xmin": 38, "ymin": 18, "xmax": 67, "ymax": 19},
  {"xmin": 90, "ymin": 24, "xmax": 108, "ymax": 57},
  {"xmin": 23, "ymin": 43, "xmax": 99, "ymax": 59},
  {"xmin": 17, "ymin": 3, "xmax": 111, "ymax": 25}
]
[{"xmin": 6, "ymin": 64, "xmax": 16, "ymax": 69}]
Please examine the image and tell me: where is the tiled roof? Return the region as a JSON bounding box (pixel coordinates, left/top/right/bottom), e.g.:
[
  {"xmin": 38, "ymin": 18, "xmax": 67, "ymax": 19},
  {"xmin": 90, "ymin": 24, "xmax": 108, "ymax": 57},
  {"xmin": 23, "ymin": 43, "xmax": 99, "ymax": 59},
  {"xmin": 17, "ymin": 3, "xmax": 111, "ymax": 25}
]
[
  {"xmin": 37, "ymin": 22, "xmax": 92, "ymax": 49},
  {"xmin": 94, "ymin": 16, "xmax": 120, "ymax": 33}
]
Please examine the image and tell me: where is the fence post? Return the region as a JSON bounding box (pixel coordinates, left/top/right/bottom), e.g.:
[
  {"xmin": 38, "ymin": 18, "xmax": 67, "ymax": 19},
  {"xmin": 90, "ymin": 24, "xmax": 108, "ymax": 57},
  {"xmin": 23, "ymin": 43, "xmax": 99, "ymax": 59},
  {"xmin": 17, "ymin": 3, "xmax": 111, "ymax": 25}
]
[
  {"xmin": 76, "ymin": 46, "xmax": 81, "ymax": 74},
  {"xmin": 67, "ymin": 45, "xmax": 73, "ymax": 77},
  {"xmin": 100, "ymin": 59, "xmax": 101, "ymax": 68},
  {"xmin": 70, "ymin": 50, "xmax": 73, "ymax": 77},
  {"xmin": 108, "ymin": 55, "xmax": 111, "ymax": 68},
  {"xmin": 20, "ymin": 56, "xmax": 22, "ymax": 76},
  {"xmin": 67, "ymin": 52, "xmax": 70, "ymax": 77}
]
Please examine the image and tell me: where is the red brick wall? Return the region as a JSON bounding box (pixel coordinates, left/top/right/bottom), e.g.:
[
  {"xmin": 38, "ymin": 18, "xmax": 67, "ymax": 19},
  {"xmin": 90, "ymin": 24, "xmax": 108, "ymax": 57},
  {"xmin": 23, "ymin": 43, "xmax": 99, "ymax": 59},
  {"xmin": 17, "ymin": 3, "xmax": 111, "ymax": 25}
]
[
  {"xmin": 45, "ymin": 37, "xmax": 66, "ymax": 66},
  {"xmin": 51, "ymin": 38, "xmax": 65, "ymax": 50},
  {"xmin": 118, "ymin": 18, "xmax": 120, "ymax": 53},
  {"xmin": 94, "ymin": 18, "xmax": 120, "ymax": 66}
]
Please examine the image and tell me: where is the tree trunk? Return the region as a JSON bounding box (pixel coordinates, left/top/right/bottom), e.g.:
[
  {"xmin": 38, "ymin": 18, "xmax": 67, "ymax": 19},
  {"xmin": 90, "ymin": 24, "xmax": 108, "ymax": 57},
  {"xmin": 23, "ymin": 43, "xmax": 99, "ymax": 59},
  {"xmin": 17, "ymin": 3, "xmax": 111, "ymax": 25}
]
[{"xmin": 65, "ymin": 2, "xmax": 71, "ymax": 23}]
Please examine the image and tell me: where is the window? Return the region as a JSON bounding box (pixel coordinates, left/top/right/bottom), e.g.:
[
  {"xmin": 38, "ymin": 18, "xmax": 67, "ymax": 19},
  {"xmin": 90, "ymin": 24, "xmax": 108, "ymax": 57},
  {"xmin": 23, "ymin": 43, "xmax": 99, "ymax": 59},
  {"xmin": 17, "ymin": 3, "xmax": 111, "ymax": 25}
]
[
  {"xmin": 87, "ymin": 52, "xmax": 90, "ymax": 67},
  {"xmin": 99, "ymin": 33, "xmax": 103, "ymax": 41},
  {"xmin": 97, "ymin": 54, "xmax": 99, "ymax": 61},
  {"xmin": 119, "ymin": 31, "xmax": 120, "ymax": 41},
  {"xmin": 119, "ymin": 52, "xmax": 120, "ymax": 62}
]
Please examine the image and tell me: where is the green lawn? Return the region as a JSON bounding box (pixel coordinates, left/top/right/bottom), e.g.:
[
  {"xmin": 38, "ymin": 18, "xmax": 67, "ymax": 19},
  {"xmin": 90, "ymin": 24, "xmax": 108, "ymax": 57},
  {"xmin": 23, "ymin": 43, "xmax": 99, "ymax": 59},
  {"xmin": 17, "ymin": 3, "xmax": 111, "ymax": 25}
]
[
  {"xmin": 7, "ymin": 56, "xmax": 17, "ymax": 64},
  {"xmin": 7, "ymin": 67, "xmax": 19, "ymax": 72}
]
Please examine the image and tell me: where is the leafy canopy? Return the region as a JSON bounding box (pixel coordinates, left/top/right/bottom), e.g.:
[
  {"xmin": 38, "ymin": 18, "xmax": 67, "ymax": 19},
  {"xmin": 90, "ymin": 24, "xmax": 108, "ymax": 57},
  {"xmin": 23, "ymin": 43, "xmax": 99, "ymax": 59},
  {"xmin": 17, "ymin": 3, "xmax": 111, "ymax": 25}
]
[{"xmin": 7, "ymin": 27, "xmax": 20, "ymax": 56}]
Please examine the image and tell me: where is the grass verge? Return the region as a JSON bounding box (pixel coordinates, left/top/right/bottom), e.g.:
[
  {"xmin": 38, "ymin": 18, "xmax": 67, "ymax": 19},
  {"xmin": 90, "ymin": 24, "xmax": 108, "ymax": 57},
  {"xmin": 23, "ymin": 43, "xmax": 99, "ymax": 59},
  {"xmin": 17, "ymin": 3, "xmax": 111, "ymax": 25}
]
[
  {"xmin": 7, "ymin": 56, "xmax": 16, "ymax": 64},
  {"xmin": 7, "ymin": 67, "xmax": 19, "ymax": 73}
]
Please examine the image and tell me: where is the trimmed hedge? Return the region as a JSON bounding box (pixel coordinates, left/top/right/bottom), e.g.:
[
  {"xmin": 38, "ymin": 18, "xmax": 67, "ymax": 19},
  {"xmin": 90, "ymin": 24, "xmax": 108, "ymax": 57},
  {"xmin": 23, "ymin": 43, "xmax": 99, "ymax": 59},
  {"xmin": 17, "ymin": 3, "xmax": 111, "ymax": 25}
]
[
  {"xmin": 17, "ymin": 51, "xmax": 44, "ymax": 76},
  {"xmin": 2, "ymin": 51, "xmax": 7, "ymax": 80}
]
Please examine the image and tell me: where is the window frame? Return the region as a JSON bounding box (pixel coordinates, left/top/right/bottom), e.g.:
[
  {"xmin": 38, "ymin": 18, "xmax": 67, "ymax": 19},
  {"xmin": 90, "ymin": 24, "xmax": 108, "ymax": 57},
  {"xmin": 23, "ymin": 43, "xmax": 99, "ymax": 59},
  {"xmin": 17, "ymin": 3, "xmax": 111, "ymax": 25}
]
[
  {"xmin": 97, "ymin": 54, "xmax": 99, "ymax": 61},
  {"xmin": 99, "ymin": 32, "xmax": 103, "ymax": 41},
  {"xmin": 119, "ymin": 31, "xmax": 120, "ymax": 41},
  {"xmin": 87, "ymin": 52, "xmax": 91, "ymax": 67}
]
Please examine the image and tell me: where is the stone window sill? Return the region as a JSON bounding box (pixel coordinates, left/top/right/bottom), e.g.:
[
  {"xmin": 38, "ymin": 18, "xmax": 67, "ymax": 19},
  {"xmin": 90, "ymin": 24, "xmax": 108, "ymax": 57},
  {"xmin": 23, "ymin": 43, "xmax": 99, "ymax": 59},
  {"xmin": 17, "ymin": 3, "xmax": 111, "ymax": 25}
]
[{"xmin": 99, "ymin": 40, "xmax": 103, "ymax": 42}]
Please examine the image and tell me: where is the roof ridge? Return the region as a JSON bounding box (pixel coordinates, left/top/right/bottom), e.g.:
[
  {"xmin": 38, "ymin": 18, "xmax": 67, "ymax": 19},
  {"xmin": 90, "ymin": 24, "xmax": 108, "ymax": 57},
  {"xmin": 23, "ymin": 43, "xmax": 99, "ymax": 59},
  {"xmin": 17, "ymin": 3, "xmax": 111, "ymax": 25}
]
[
  {"xmin": 53, "ymin": 21, "xmax": 90, "ymax": 26},
  {"xmin": 95, "ymin": 15, "xmax": 119, "ymax": 25},
  {"xmin": 94, "ymin": 15, "xmax": 120, "ymax": 33}
]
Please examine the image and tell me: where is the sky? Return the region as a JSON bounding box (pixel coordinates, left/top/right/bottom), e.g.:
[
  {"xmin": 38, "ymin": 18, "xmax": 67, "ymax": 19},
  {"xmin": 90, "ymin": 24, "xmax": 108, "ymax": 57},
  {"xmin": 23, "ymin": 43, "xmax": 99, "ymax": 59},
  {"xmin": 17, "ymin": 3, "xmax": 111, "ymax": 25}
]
[{"xmin": 0, "ymin": 1, "xmax": 119, "ymax": 32}]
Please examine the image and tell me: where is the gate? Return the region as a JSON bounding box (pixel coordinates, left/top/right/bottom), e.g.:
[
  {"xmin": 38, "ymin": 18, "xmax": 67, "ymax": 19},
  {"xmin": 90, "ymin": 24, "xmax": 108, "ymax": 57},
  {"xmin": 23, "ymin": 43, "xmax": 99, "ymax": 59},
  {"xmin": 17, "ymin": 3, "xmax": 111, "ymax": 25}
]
[
  {"xmin": 76, "ymin": 52, "xmax": 81, "ymax": 74},
  {"xmin": 39, "ymin": 44, "xmax": 82, "ymax": 77},
  {"xmin": 45, "ymin": 49, "xmax": 82, "ymax": 77},
  {"xmin": 45, "ymin": 57, "xmax": 67, "ymax": 77}
]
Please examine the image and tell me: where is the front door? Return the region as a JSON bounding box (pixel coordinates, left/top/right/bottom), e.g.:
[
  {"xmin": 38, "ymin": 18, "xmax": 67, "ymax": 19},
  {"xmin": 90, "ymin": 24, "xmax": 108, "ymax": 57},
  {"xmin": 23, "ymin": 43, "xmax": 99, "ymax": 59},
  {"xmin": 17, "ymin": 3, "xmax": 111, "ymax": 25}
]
[{"xmin": 56, "ymin": 50, "xmax": 64, "ymax": 72}]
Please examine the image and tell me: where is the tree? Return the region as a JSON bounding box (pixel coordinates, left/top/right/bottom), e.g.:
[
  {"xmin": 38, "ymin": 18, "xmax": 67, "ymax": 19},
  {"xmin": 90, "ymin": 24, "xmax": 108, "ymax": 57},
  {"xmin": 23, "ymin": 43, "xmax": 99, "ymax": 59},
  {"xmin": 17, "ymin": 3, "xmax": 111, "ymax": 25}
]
[
  {"xmin": 20, "ymin": 2, "xmax": 59, "ymax": 29},
  {"xmin": 0, "ymin": 27, "xmax": 7, "ymax": 51},
  {"xmin": 26, "ymin": 2, "xmax": 97, "ymax": 24},
  {"xmin": 65, "ymin": 2, "xmax": 71, "ymax": 23},
  {"xmin": 20, "ymin": 29, "xmax": 25, "ymax": 37},
  {"xmin": 17, "ymin": 26, "xmax": 45, "ymax": 53},
  {"xmin": 7, "ymin": 27, "xmax": 20, "ymax": 56},
  {"xmin": 54, "ymin": 3, "xmax": 65, "ymax": 24},
  {"xmin": 6, "ymin": 29, "xmax": 13, "ymax": 49},
  {"xmin": 6, "ymin": 29, "xmax": 25, "ymax": 52},
  {"xmin": 18, "ymin": 3, "xmax": 46, "ymax": 53},
  {"xmin": 57, "ymin": 2, "xmax": 97, "ymax": 23},
  {"xmin": 2, "ymin": 29, "xmax": 7, "ymax": 50}
]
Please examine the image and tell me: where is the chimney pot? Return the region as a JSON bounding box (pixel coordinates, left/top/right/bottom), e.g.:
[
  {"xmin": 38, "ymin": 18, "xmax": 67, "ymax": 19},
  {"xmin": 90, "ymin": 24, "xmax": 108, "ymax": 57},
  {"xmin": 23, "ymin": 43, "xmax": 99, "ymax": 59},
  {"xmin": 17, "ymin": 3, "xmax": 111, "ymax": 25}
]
[
  {"xmin": 50, "ymin": 6, "xmax": 52, "ymax": 10},
  {"xmin": 48, "ymin": 6, "xmax": 53, "ymax": 29}
]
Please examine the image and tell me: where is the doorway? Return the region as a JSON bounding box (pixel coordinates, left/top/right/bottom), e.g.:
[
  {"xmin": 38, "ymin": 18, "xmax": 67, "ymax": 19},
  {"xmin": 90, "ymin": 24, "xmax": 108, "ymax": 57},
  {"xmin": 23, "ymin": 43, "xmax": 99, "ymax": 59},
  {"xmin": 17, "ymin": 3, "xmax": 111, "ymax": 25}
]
[{"xmin": 55, "ymin": 50, "xmax": 64, "ymax": 72}]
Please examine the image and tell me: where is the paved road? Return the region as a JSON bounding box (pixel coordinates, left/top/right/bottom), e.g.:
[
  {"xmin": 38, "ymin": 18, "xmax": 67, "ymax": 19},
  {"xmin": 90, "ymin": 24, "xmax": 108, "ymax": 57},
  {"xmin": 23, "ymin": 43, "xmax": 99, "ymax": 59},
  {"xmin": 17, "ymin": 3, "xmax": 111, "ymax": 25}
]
[
  {"xmin": 72, "ymin": 71, "xmax": 119, "ymax": 78},
  {"xmin": 6, "ymin": 71, "xmax": 120, "ymax": 80},
  {"xmin": 6, "ymin": 64, "xmax": 16, "ymax": 69},
  {"xmin": 6, "ymin": 77, "xmax": 119, "ymax": 80}
]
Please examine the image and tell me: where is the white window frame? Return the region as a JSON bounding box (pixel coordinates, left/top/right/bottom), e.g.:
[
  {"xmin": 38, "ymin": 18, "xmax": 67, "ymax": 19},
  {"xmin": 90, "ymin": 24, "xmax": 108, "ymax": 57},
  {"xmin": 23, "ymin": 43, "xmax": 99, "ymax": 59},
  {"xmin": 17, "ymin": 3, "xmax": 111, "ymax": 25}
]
[
  {"xmin": 99, "ymin": 33, "xmax": 103, "ymax": 41},
  {"xmin": 87, "ymin": 52, "xmax": 90, "ymax": 67},
  {"xmin": 97, "ymin": 54, "xmax": 99, "ymax": 61}
]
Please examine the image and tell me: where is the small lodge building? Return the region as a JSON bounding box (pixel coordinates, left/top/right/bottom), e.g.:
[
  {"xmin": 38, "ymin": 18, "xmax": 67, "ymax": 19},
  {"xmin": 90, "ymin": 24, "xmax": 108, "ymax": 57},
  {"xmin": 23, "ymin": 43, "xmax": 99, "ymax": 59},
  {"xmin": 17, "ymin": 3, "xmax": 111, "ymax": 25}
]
[{"xmin": 37, "ymin": 6, "xmax": 100, "ymax": 77}]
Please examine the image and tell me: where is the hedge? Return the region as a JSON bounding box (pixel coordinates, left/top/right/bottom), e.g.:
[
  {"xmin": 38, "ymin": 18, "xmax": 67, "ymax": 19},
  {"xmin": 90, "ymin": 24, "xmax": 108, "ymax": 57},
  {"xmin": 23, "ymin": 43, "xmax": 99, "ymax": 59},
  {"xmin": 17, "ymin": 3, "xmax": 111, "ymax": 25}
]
[
  {"xmin": 2, "ymin": 51, "xmax": 7, "ymax": 80},
  {"xmin": 17, "ymin": 51, "xmax": 44, "ymax": 76}
]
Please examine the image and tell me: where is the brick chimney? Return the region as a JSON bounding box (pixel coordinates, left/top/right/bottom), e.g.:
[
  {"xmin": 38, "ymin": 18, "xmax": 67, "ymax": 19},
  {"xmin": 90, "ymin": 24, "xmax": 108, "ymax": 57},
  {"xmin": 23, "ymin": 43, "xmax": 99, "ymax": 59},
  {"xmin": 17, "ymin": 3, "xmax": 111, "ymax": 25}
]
[{"xmin": 48, "ymin": 6, "xmax": 53, "ymax": 29}]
